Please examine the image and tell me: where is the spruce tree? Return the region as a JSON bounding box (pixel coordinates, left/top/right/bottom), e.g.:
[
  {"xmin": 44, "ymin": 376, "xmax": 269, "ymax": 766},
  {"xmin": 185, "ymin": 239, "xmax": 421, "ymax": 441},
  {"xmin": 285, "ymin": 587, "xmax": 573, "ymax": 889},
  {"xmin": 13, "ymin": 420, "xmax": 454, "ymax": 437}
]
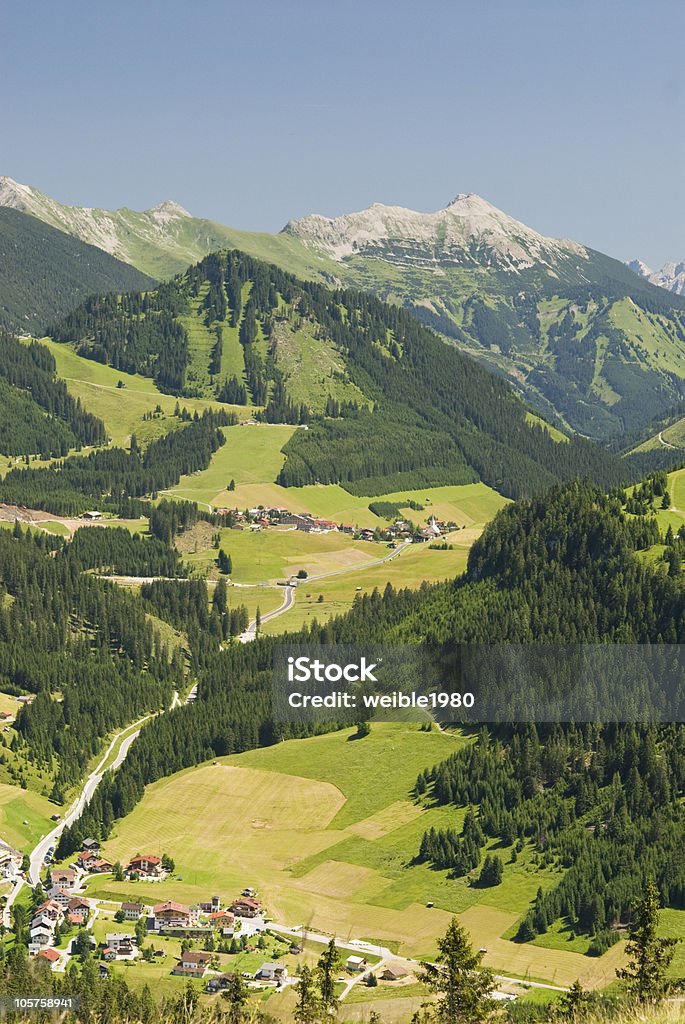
[{"xmin": 420, "ymin": 917, "xmax": 496, "ymax": 1022}]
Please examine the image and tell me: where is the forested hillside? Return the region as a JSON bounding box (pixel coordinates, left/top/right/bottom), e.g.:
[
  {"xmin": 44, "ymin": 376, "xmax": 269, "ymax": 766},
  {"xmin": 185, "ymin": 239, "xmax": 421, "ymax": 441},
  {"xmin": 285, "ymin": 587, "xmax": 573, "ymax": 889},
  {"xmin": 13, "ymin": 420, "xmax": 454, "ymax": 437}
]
[
  {"xmin": 0, "ymin": 407, "xmax": 234, "ymax": 515},
  {"xmin": 0, "ymin": 207, "xmax": 155, "ymax": 331},
  {"xmin": 47, "ymin": 250, "xmax": 647, "ymax": 500},
  {"xmin": 0, "ymin": 331, "xmax": 106, "ymax": 456},
  {"xmin": 0, "ymin": 525, "xmax": 183, "ymax": 801}
]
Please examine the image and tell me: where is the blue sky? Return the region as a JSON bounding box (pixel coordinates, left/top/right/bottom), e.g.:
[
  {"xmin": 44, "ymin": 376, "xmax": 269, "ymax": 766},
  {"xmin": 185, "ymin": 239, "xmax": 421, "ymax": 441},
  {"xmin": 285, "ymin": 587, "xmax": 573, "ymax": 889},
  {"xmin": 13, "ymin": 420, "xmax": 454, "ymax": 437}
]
[{"xmin": 4, "ymin": 0, "xmax": 683, "ymax": 266}]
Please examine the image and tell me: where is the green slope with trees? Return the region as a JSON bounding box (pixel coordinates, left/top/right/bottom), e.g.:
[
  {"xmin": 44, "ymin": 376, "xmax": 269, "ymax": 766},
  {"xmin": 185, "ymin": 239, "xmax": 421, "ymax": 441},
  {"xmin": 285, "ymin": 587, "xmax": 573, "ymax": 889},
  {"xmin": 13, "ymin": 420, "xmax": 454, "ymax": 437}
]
[
  {"xmin": 46, "ymin": 250, "xmax": 643, "ymax": 501},
  {"xmin": 0, "ymin": 207, "xmax": 156, "ymax": 332}
]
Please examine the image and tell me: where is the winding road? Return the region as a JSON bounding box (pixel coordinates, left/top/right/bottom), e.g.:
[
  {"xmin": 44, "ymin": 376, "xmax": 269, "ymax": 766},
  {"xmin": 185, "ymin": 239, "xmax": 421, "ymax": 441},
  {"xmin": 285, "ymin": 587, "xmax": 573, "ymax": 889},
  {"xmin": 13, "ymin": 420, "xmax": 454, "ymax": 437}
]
[{"xmin": 238, "ymin": 539, "xmax": 413, "ymax": 640}]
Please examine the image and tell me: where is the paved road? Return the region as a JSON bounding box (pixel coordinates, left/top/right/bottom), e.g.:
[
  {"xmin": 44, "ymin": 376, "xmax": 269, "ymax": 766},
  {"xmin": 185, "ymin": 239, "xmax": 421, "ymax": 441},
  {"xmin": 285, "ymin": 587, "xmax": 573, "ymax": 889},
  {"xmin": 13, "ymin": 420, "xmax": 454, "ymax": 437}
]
[
  {"xmin": 28, "ymin": 716, "xmax": 153, "ymax": 886},
  {"xmin": 239, "ymin": 585, "xmax": 295, "ymax": 642},
  {"xmin": 238, "ymin": 540, "xmax": 412, "ymax": 640},
  {"xmin": 2, "ymin": 718, "xmax": 152, "ymax": 928}
]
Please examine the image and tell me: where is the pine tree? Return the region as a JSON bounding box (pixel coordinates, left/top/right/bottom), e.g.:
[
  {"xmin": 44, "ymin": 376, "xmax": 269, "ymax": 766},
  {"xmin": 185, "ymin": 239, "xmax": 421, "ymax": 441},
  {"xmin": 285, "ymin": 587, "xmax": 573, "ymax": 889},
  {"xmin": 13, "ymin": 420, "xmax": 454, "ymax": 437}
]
[
  {"xmin": 294, "ymin": 965, "xmax": 322, "ymax": 1024},
  {"xmin": 617, "ymin": 880, "xmax": 676, "ymax": 1002},
  {"xmin": 420, "ymin": 917, "xmax": 496, "ymax": 1023},
  {"xmin": 317, "ymin": 938, "xmax": 341, "ymax": 1013}
]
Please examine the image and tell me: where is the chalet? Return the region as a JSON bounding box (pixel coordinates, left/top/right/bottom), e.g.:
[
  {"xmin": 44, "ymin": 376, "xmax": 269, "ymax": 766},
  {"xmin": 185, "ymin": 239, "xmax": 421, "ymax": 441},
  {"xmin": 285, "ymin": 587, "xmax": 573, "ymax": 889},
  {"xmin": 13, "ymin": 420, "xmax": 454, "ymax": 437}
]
[
  {"xmin": 88, "ymin": 858, "xmax": 113, "ymax": 874},
  {"xmin": 49, "ymin": 868, "xmax": 75, "ymax": 888},
  {"xmin": 81, "ymin": 511, "xmax": 103, "ymax": 520},
  {"xmin": 67, "ymin": 912, "xmax": 85, "ymax": 927},
  {"xmin": 340, "ymin": 523, "xmax": 354, "ymax": 535},
  {"xmin": 346, "ymin": 955, "xmax": 367, "ymax": 972},
  {"xmin": 177, "ymin": 951, "xmax": 211, "ymax": 973},
  {"xmin": 106, "ymin": 933, "xmax": 136, "ymax": 956},
  {"xmin": 359, "ymin": 529, "xmax": 375, "ymax": 542},
  {"xmin": 82, "ymin": 838, "xmax": 101, "ymax": 853},
  {"xmin": 206, "ymin": 910, "xmax": 234, "ymax": 929},
  {"xmin": 173, "ymin": 965, "xmax": 206, "ymax": 979},
  {"xmin": 256, "ymin": 963, "xmax": 288, "ymax": 983},
  {"xmin": 380, "ymin": 965, "xmax": 408, "ymax": 981},
  {"xmin": 153, "ymin": 900, "xmax": 191, "ymax": 928},
  {"xmin": 229, "ymin": 897, "xmax": 261, "ymax": 918},
  {"xmin": 34, "ymin": 899, "xmax": 62, "ymax": 921},
  {"xmin": 98, "ymin": 963, "xmax": 110, "ymax": 978},
  {"xmin": 68, "ymin": 896, "xmax": 91, "ymax": 915},
  {"xmin": 121, "ymin": 901, "xmax": 145, "ymax": 921},
  {"xmin": 31, "ymin": 914, "xmax": 58, "ymax": 934},
  {"xmin": 206, "ymin": 971, "xmax": 235, "ymax": 993},
  {"xmin": 37, "ymin": 948, "xmax": 60, "ymax": 967},
  {"xmin": 76, "ymin": 851, "xmax": 98, "ymax": 870},
  {"xmin": 102, "ymin": 947, "xmax": 117, "ymax": 962},
  {"xmin": 127, "ymin": 854, "xmax": 162, "ymax": 877}
]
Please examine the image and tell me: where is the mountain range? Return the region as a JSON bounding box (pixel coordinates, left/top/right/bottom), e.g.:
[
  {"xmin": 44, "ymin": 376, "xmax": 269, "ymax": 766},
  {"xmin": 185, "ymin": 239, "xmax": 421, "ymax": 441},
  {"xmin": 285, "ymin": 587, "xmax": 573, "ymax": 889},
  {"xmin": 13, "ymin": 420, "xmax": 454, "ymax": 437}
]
[
  {"xmin": 2, "ymin": 175, "xmax": 685, "ymax": 445},
  {"xmin": 627, "ymin": 257, "xmax": 685, "ymax": 296}
]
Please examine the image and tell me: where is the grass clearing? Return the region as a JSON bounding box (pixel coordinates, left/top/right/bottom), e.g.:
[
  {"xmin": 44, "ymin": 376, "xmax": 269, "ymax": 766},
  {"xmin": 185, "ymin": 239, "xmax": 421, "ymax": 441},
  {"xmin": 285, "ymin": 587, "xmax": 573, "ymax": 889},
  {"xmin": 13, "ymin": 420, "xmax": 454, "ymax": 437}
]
[{"xmin": 30, "ymin": 337, "xmax": 249, "ymax": 447}]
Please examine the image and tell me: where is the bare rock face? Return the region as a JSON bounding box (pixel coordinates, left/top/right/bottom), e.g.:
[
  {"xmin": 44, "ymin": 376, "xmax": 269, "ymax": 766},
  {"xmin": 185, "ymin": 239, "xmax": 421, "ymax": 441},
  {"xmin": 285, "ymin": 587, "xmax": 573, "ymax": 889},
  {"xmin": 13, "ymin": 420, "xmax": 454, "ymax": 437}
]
[
  {"xmin": 283, "ymin": 193, "xmax": 587, "ymax": 273},
  {"xmin": 627, "ymin": 256, "xmax": 685, "ymax": 296}
]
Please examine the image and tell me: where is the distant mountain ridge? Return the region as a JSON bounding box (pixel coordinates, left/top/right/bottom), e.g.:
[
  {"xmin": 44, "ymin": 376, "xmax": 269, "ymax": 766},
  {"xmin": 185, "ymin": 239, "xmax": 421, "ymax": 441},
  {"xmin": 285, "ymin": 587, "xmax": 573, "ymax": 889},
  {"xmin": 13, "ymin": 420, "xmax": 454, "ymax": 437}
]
[
  {"xmin": 4, "ymin": 176, "xmax": 685, "ymax": 445},
  {"xmin": 627, "ymin": 257, "xmax": 685, "ymax": 296}
]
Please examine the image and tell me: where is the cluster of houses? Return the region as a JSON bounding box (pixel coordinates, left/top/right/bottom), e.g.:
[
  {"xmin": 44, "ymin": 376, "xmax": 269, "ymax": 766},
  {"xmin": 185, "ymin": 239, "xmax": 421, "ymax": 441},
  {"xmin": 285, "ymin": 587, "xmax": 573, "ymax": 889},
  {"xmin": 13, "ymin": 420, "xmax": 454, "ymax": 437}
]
[
  {"xmin": 29, "ymin": 871, "xmax": 91, "ymax": 957},
  {"xmin": 214, "ymin": 504, "xmax": 451, "ymax": 544}
]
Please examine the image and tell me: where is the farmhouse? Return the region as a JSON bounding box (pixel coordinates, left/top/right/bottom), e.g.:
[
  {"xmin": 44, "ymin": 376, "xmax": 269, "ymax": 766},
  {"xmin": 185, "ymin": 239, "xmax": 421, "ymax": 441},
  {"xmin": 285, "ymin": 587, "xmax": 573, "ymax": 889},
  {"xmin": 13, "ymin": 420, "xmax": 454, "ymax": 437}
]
[
  {"xmin": 256, "ymin": 963, "xmax": 288, "ymax": 983},
  {"xmin": 127, "ymin": 854, "xmax": 162, "ymax": 877},
  {"xmin": 380, "ymin": 965, "xmax": 408, "ymax": 981},
  {"xmin": 82, "ymin": 838, "xmax": 101, "ymax": 852},
  {"xmin": 121, "ymin": 901, "xmax": 145, "ymax": 921},
  {"xmin": 229, "ymin": 896, "xmax": 261, "ymax": 918},
  {"xmin": 346, "ymin": 955, "xmax": 367, "ymax": 972},
  {"xmin": 153, "ymin": 900, "xmax": 191, "ymax": 928},
  {"xmin": 206, "ymin": 971, "xmax": 235, "ymax": 993},
  {"xmin": 81, "ymin": 511, "xmax": 103, "ymax": 521}
]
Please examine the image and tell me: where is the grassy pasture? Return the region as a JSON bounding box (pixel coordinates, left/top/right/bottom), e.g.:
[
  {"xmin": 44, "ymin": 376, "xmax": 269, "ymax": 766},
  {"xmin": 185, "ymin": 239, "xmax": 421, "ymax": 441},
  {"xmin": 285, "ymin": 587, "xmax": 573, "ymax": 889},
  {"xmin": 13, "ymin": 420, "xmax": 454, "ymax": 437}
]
[{"xmin": 88, "ymin": 724, "xmax": 628, "ymax": 983}]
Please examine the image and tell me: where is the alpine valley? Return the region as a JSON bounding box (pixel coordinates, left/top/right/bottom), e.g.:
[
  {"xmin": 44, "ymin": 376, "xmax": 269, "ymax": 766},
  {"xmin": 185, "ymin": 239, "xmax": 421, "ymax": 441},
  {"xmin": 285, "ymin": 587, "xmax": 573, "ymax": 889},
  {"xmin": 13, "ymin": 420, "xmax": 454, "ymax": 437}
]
[{"xmin": 3, "ymin": 175, "xmax": 685, "ymax": 1024}]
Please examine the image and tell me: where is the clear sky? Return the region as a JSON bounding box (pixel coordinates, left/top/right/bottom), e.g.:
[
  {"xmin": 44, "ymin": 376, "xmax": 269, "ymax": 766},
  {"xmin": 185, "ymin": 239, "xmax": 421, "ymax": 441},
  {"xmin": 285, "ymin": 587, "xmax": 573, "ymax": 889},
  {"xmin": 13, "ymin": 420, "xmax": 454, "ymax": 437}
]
[{"xmin": 3, "ymin": 0, "xmax": 683, "ymax": 267}]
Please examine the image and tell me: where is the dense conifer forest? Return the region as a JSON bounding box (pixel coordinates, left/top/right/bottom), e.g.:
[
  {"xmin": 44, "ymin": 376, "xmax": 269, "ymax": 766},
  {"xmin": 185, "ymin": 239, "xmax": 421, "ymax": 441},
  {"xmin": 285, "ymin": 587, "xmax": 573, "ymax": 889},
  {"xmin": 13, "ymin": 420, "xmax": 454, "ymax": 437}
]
[
  {"xmin": 0, "ymin": 207, "xmax": 156, "ymax": 332},
  {"xmin": 0, "ymin": 526, "xmax": 182, "ymax": 799}
]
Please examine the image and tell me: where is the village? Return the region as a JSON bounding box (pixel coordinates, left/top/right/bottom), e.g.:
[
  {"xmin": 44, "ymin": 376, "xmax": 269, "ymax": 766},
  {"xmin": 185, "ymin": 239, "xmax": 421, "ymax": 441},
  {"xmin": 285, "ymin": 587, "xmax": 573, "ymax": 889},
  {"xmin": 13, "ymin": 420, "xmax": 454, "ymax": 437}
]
[
  {"xmin": 13, "ymin": 838, "xmax": 424, "ymax": 1003},
  {"xmin": 216, "ymin": 506, "xmax": 455, "ymax": 545}
]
